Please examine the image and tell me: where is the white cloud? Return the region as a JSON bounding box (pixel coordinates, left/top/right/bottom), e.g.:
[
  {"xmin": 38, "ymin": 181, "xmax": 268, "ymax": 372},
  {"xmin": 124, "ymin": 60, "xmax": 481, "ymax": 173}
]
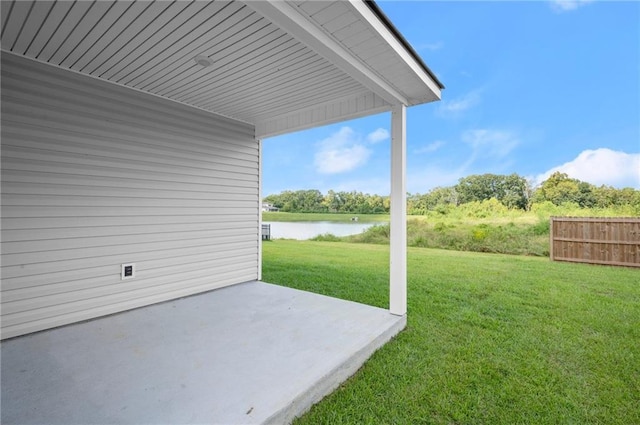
[
  {"xmin": 437, "ymin": 89, "xmax": 481, "ymax": 116},
  {"xmin": 417, "ymin": 41, "xmax": 444, "ymax": 52},
  {"xmin": 549, "ymin": 0, "xmax": 594, "ymax": 12},
  {"xmin": 314, "ymin": 127, "xmax": 371, "ymax": 174},
  {"xmin": 535, "ymin": 148, "xmax": 640, "ymax": 188},
  {"xmin": 415, "ymin": 140, "xmax": 446, "ymax": 154},
  {"xmin": 367, "ymin": 128, "xmax": 389, "ymax": 144},
  {"xmin": 462, "ymin": 129, "xmax": 520, "ymax": 160}
]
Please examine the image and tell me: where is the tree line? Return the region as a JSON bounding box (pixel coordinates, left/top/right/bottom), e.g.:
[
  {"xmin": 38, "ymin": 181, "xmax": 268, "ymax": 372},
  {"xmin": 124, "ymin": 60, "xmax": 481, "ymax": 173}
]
[
  {"xmin": 264, "ymin": 189, "xmax": 389, "ymax": 214},
  {"xmin": 263, "ymin": 172, "xmax": 640, "ymax": 215}
]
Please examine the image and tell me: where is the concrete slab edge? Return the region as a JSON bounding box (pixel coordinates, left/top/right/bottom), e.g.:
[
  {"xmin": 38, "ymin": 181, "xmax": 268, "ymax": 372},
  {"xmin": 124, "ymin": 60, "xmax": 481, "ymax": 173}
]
[{"xmin": 263, "ymin": 314, "xmax": 407, "ymax": 425}]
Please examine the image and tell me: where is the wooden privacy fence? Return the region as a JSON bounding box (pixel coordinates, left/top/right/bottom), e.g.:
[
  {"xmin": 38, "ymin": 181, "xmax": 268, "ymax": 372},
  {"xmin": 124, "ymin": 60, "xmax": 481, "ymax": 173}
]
[{"xmin": 550, "ymin": 217, "xmax": 640, "ymax": 267}]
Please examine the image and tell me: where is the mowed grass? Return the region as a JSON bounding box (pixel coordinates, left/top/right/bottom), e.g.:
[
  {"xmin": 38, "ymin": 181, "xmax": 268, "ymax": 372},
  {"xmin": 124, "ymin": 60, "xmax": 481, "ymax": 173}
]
[{"xmin": 262, "ymin": 240, "xmax": 640, "ymax": 424}]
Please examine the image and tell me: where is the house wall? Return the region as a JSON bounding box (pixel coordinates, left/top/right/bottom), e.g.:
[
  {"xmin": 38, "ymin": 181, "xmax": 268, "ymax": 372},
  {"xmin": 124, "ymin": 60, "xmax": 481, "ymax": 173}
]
[{"xmin": 1, "ymin": 53, "xmax": 259, "ymax": 339}]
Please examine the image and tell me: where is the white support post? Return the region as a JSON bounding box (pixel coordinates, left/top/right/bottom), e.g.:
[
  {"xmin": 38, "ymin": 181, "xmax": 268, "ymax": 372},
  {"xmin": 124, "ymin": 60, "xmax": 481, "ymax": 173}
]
[
  {"xmin": 257, "ymin": 138, "xmax": 263, "ymax": 281},
  {"xmin": 390, "ymin": 104, "xmax": 407, "ymax": 316}
]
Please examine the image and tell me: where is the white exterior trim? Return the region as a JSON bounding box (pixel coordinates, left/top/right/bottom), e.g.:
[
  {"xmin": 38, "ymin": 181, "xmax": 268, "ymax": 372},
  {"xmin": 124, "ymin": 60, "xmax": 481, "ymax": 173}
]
[
  {"xmin": 389, "ymin": 104, "xmax": 407, "ymax": 316},
  {"xmin": 256, "ymin": 92, "xmax": 389, "ymax": 139},
  {"xmin": 348, "ymin": 0, "xmax": 443, "ymax": 98},
  {"xmin": 258, "ymin": 139, "xmax": 263, "ymax": 281},
  {"xmin": 245, "ymin": 1, "xmax": 409, "ymax": 107}
]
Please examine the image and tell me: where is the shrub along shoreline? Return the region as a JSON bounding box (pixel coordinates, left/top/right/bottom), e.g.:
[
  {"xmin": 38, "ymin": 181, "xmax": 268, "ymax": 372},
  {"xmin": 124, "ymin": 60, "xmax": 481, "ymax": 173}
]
[
  {"xmin": 267, "ymin": 200, "xmax": 638, "ymax": 257},
  {"xmin": 312, "ymin": 218, "xmax": 550, "ymax": 256}
]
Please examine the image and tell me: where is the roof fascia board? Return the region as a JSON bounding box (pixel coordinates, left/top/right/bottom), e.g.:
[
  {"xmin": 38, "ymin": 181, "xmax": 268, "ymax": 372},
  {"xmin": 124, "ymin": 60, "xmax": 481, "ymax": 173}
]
[
  {"xmin": 362, "ymin": 1, "xmax": 444, "ymax": 90},
  {"xmin": 244, "ymin": 0, "xmax": 410, "ymax": 106},
  {"xmin": 350, "ymin": 0, "xmax": 443, "ymax": 99}
]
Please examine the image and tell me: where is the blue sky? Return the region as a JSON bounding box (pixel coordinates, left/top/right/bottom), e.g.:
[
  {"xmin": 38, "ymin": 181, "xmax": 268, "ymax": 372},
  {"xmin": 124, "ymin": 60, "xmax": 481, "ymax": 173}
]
[{"xmin": 262, "ymin": 0, "xmax": 640, "ymax": 196}]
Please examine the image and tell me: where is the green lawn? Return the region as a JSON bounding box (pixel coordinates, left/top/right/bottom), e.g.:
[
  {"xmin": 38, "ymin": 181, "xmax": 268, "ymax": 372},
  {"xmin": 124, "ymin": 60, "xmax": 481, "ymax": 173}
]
[{"xmin": 262, "ymin": 240, "xmax": 640, "ymax": 424}]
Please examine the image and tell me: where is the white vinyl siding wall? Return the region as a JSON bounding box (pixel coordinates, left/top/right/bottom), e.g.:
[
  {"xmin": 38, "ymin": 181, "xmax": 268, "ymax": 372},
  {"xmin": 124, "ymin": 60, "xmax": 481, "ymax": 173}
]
[{"xmin": 1, "ymin": 53, "xmax": 259, "ymax": 339}]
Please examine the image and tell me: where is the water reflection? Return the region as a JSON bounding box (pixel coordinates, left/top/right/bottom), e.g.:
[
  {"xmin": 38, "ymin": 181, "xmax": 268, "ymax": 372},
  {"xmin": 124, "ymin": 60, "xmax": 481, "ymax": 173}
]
[{"xmin": 263, "ymin": 221, "xmax": 378, "ymax": 240}]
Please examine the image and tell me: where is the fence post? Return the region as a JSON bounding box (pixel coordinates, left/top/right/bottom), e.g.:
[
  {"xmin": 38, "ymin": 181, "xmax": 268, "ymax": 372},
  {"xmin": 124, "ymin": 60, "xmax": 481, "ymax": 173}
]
[{"xmin": 549, "ymin": 217, "xmax": 555, "ymax": 261}]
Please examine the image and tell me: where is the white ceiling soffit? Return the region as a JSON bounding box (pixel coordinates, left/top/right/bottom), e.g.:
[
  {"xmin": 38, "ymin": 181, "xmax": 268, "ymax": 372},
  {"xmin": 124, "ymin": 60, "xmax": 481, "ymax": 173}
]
[{"xmin": 0, "ymin": 0, "xmax": 442, "ymax": 138}]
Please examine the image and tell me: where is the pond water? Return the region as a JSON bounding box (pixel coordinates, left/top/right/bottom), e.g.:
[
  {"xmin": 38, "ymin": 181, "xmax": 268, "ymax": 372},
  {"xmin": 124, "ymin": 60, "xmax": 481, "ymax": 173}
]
[{"xmin": 263, "ymin": 221, "xmax": 379, "ymax": 240}]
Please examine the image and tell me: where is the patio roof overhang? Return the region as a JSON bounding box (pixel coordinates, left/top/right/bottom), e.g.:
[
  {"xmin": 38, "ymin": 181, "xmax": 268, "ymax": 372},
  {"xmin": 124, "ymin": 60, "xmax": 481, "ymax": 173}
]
[
  {"xmin": 0, "ymin": 0, "xmax": 443, "ymax": 139},
  {"xmin": 1, "ymin": 2, "xmax": 444, "ymax": 421},
  {"xmin": 1, "ymin": 0, "xmax": 443, "ymax": 319}
]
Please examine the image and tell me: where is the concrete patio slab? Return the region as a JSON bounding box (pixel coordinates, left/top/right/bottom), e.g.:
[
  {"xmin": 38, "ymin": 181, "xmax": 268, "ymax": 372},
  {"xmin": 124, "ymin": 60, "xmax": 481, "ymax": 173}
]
[{"xmin": 1, "ymin": 281, "xmax": 405, "ymax": 424}]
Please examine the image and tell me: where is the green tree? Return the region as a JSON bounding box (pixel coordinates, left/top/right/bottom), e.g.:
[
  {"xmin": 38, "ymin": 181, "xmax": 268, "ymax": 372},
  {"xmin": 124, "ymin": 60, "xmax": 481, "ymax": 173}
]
[
  {"xmin": 456, "ymin": 173, "xmax": 529, "ymax": 210},
  {"xmin": 408, "ymin": 187, "xmax": 459, "ymax": 214},
  {"xmin": 592, "ymin": 185, "xmax": 640, "ymax": 210},
  {"xmin": 264, "ymin": 190, "xmax": 390, "ymax": 214},
  {"xmin": 533, "ymin": 172, "xmax": 597, "ymax": 208}
]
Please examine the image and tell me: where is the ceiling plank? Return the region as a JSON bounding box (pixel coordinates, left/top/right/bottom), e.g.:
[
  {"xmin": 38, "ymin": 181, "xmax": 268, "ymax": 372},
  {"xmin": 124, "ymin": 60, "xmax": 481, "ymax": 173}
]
[
  {"xmin": 37, "ymin": 1, "xmax": 94, "ymax": 62},
  {"xmin": 157, "ymin": 19, "xmax": 279, "ymax": 98},
  {"xmin": 197, "ymin": 56, "xmax": 333, "ymax": 109},
  {"xmin": 234, "ymin": 83, "xmax": 366, "ymax": 122},
  {"xmin": 90, "ymin": 2, "xmax": 192, "ymax": 78},
  {"xmin": 189, "ymin": 44, "xmax": 322, "ymax": 103},
  {"xmin": 71, "ymin": 1, "xmax": 151, "ymax": 72},
  {"xmin": 23, "ymin": 1, "xmax": 73, "ymax": 59},
  {"xmin": 294, "ymin": 1, "xmax": 332, "ymax": 17},
  {"xmin": 1, "ymin": 1, "xmax": 14, "ymax": 35},
  {"xmin": 11, "ymin": 1, "xmax": 54, "ymax": 55},
  {"xmin": 165, "ymin": 27, "xmax": 286, "ymax": 100},
  {"xmin": 132, "ymin": 4, "xmax": 256, "ymax": 91},
  {"xmin": 208, "ymin": 70, "xmax": 362, "ymax": 116},
  {"xmin": 58, "ymin": 1, "xmax": 131, "ymax": 69},
  {"xmin": 109, "ymin": 1, "xmax": 221, "ymax": 84},
  {"xmin": 245, "ymin": 0, "xmax": 409, "ymax": 105},
  {"xmin": 202, "ymin": 63, "xmax": 346, "ymax": 113},
  {"xmin": 48, "ymin": 1, "xmax": 114, "ymax": 65},
  {"xmin": 318, "ymin": 11, "xmax": 359, "ymax": 34},
  {"xmin": 180, "ymin": 43, "xmax": 313, "ymax": 107},
  {"xmin": 255, "ymin": 92, "xmax": 389, "ymax": 139},
  {"xmin": 81, "ymin": 2, "xmax": 171, "ymax": 74},
  {"xmin": 2, "ymin": 1, "xmax": 36, "ymax": 52},
  {"xmin": 308, "ymin": 0, "xmax": 350, "ymax": 25}
]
